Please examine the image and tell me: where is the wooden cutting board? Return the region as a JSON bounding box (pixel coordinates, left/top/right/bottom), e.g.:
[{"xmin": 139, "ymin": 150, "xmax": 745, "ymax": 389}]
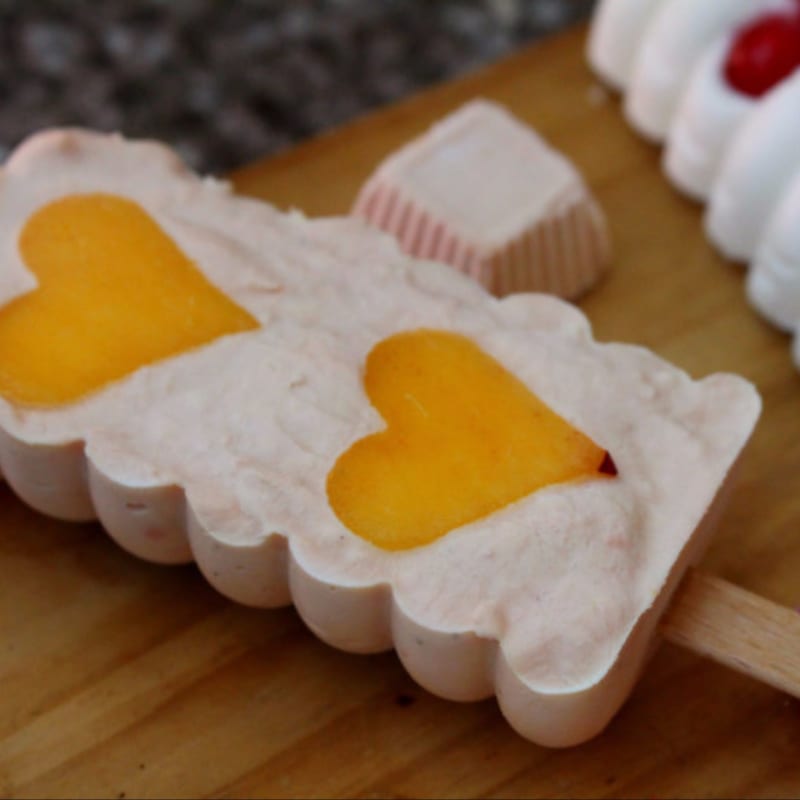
[{"xmin": 2, "ymin": 24, "xmax": 799, "ymax": 799}]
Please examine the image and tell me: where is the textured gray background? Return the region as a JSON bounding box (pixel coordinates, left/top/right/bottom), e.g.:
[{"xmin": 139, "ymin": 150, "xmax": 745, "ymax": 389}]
[{"xmin": 1, "ymin": 0, "xmax": 595, "ymax": 173}]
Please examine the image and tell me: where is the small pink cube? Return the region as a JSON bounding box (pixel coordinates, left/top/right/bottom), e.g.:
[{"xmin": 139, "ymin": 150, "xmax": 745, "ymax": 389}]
[{"xmin": 353, "ymin": 100, "xmax": 611, "ymax": 299}]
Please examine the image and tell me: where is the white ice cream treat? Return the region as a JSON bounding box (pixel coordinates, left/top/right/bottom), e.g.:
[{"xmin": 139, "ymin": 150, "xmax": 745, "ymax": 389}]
[
  {"xmin": 587, "ymin": 0, "xmax": 666, "ymax": 91},
  {"xmin": 663, "ymin": 36, "xmax": 756, "ymax": 202},
  {"xmin": 625, "ymin": 0, "xmax": 788, "ymax": 142},
  {"xmin": 707, "ymin": 71, "xmax": 800, "ymax": 262},
  {"xmin": 747, "ymin": 169, "xmax": 800, "ymax": 332}
]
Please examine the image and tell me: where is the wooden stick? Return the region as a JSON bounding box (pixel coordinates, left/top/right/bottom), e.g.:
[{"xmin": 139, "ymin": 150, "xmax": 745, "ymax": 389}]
[{"xmin": 660, "ymin": 569, "xmax": 800, "ymax": 698}]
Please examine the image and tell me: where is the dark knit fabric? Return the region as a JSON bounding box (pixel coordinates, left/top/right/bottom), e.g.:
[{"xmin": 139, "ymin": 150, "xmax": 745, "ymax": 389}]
[{"xmin": 0, "ymin": 0, "xmax": 594, "ymax": 172}]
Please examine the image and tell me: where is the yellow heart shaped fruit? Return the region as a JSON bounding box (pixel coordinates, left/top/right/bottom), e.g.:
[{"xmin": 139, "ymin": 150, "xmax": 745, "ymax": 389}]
[
  {"xmin": 0, "ymin": 194, "xmax": 258, "ymax": 406},
  {"xmin": 328, "ymin": 330, "xmax": 616, "ymax": 551}
]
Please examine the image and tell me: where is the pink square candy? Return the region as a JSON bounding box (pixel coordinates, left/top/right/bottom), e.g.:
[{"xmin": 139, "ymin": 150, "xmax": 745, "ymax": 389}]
[{"xmin": 353, "ymin": 100, "xmax": 611, "ymax": 298}]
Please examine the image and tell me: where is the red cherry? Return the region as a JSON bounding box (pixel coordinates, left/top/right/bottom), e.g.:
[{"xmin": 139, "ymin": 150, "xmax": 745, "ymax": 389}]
[{"xmin": 724, "ymin": 11, "xmax": 800, "ymax": 98}]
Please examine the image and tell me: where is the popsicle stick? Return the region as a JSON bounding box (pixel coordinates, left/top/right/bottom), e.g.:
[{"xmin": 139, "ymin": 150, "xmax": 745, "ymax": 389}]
[{"xmin": 661, "ymin": 569, "xmax": 800, "ymax": 698}]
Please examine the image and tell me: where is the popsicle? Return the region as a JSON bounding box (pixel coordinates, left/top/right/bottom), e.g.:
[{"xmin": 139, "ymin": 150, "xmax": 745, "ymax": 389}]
[
  {"xmin": 1, "ymin": 130, "xmax": 798, "ymax": 748},
  {"xmin": 352, "ymin": 100, "xmax": 610, "ymax": 300}
]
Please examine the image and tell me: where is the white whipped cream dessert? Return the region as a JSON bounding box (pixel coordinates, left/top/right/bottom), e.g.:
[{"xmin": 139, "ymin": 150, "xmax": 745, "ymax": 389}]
[
  {"xmin": 623, "ymin": 0, "xmax": 782, "ymax": 142},
  {"xmin": 589, "ymin": 0, "xmax": 800, "ymax": 370},
  {"xmin": 747, "ymin": 168, "xmax": 800, "ymax": 332},
  {"xmin": 706, "ymin": 72, "xmax": 800, "ymax": 262},
  {"xmin": 587, "ymin": 0, "xmax": 664, "ymax": 91},
  {"xmin": 663, "ymin": 35, "xmax": 755, "ymax": 202}
]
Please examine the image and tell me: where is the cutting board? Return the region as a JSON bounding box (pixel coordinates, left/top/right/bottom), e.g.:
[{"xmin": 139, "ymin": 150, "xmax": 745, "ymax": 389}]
[{"xmin": 2, "ymin": 24, "xmax": 799, "ymax": 799}]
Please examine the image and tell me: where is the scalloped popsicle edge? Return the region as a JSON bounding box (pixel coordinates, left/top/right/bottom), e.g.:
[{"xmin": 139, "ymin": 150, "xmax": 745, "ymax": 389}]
[{"xmin": 0, "ymin": 411, "xmax": 744, "ymax": 747}]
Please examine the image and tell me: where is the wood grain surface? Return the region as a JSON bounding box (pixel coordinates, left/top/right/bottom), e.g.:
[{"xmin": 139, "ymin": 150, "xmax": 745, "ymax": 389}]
[
  {"xmin": 2, "ymin": 24, "xmax": 800, "ymax": 799},
  {"xmin": 662, "ymin": 570, "xmax": 800, "ymax": 699}
]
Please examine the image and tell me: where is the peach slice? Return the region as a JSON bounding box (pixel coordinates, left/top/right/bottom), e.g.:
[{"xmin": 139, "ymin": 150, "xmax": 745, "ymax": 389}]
[
  {"xmin": 328, "ymin": 329, "xmax": 615, "ymax": 551},
  {"xmin": 0, "ymin": 193, "xmax": 259, "ymax": 406}
]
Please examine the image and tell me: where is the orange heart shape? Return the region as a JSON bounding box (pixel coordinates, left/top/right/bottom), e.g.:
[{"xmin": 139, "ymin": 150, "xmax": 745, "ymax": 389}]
[
  {"xmin": 327, "ymin": 330, "xmax": 616, "ymax": 551},
  {"xmin": 0, "ymin": 194, "xmax": 258, "ymax": 406}
]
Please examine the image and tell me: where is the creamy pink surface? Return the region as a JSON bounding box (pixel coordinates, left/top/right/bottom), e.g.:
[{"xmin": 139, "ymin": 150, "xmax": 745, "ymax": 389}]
[
  {"xmin": 352, "ymin": 100, "xmax": 610, "ymax": 298},
  {"xmin": 0, "ymin": 130, "xmax": 760, "ymax": 745}
]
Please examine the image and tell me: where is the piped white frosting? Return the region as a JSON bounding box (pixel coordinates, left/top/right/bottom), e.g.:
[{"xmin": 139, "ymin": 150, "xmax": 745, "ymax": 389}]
[
  {"xmin": 747, "ymin": 168, "xmax": 800, "ymax": 331},
  {"xmin": 707, "ymin": 71, "xmax": 800, "ymax": 262},
  {"xmin": 663, "ymin": 35, "xmax": 754, "ymax": 202},
  {"xmin": 587, "ymin": 0, "xmax": 666, "ymax": 91},
  {"xmin": 588, "ymin": 0, "xmax": 800, "ymax": 372},
  {"xmin": 624, "ymin": 0, "xmax": 787, "ymax": 142}
]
